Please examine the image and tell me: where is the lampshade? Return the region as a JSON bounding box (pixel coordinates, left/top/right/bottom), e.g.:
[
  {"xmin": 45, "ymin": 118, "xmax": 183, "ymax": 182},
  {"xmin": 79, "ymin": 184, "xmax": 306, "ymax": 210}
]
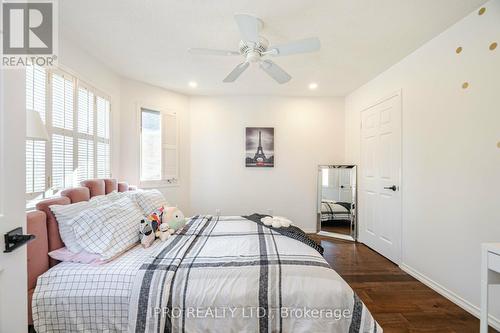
[{"xmin": 26, "ymin": 109, "xmax": 49, "ymax": 141}]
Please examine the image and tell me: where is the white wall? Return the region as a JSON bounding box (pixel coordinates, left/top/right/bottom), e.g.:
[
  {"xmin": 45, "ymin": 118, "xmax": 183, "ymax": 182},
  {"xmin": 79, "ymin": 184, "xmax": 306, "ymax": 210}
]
[
  {"xmin": 59, "ymin": 36, "xmax": 122, "ymax": 178},
  {"xmin": 345, "ymin": 0, "xmax": 500, "ymax": 324},
  {"xmin": 190, "ymin": 96, "xmax": 344, "ymax": 232},
  {"xmin": 119, "ymin": 78, "xmax": 191, "ymax": 214}
]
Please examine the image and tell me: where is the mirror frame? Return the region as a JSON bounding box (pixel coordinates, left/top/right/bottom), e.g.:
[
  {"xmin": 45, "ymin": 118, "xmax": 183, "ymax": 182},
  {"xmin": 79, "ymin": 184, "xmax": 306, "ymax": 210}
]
[{"xmin": 316, "ymin": 165, "xmax": 357, "ymax": 241}]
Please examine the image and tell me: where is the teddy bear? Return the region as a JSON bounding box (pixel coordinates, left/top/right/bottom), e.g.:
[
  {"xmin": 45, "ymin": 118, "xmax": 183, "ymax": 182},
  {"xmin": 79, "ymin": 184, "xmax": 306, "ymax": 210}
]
[
  {"xmin": 156, "ymin": 207, "xmax": 187, "ymax": 241},
  {"xmin": 261, "ymin": 216, "xmax": 292, "ymax": 228}
]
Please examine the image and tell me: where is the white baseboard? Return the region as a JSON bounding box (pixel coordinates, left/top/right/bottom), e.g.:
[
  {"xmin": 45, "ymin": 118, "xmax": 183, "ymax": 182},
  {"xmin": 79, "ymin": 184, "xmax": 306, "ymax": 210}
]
[{"xmin": 400, "ymin": 263, "xmax": 500, "ymax": 331}]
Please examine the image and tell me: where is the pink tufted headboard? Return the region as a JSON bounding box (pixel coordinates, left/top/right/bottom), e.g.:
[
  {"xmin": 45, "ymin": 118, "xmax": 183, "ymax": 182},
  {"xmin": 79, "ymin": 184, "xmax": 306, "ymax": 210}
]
[{"xmin": 26, "ymin": 179, "xmax": 136, "ymax": 324}]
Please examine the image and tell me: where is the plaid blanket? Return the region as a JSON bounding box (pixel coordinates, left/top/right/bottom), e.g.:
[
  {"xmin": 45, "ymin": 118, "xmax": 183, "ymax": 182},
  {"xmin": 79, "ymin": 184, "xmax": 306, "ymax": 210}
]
[
  {"xmin": 129, "ymin": 215, "xmax": 381, "ymax": 333},
  {"xmin": 243, "ymin": 213, "xmax": 324, "ymax": 255}
]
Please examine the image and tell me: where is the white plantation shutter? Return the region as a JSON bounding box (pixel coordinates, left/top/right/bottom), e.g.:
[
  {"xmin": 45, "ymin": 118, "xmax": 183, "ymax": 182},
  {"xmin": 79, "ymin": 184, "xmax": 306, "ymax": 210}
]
[
  {"xmin": 26, "ymin": 142, "xmax": 33, "ymax": 193},
  {"xmin": 25, "ymin": 67, "xmax": 112, "ymax": 200},
  {"xmin": 25, "ymin": 141, "xmax": 46, "ymax": 193},
  {"xmin": 51, "ymin": 71, "xmax": 76, "ymax": 190},
  {"xmin": 77, "ymin": 87, "xmax": 94, "ymax": 135},
  {"xmin": 77, "ymin": 139, "xmax": 94, "ymax": 182},
  {"xmin": 52, "ymin": 134, "xmax": 74, "ymax": 189},
  {"xmin": 51, "ymin": 72, "xmax": 74, "ymax": 131},
  {"xmin": 96, "ymin": 96, "xmax": 111, "ymax": 178},
  {"xmin": 97, "ymin": 96, "xmax": 110, "ymax": 139},
  {"xmin": 97, "ymin": 142, "xmax": 111, "ymax": 178},
  {"xmin": 76, "ymin": 84, "xmax": 96, "ymax": 183},
  {"xmin": 162, "ymin": 112, "xmax": 178, "ymax": 182},
  {"xmin": 25, "ymin": 65, "xmax": 47, "ymax": 195},
  {"xmin": 26, "ymin": 65, "xmax": 47, "ymax": 121}
]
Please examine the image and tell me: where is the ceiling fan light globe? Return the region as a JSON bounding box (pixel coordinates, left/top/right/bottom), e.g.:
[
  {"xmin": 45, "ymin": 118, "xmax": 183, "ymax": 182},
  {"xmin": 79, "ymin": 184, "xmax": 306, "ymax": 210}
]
[{"xmin": 246, "ymin": 51, "xmax": 261, "ymax": 63}]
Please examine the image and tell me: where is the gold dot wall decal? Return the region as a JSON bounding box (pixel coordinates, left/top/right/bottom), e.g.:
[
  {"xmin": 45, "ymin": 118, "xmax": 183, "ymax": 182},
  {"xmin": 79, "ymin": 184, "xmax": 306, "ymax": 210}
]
[
  {"xmin": 462, "ymin": 82, "xmax": 469, "ymax": 89},
  {"xmin": 478, "ymin": 7, "xmax": 486, "ymax": 15},
  {"xmin": 456, "ymin": 47, "xmax": 463, "ymax": 54},
  {"xmin": 490, "ymin": 42, "xmax": 498, "ymax": 51},
  {"xmin": 497, "ymin": 141, "xmax": 500, "ymax": 149}
]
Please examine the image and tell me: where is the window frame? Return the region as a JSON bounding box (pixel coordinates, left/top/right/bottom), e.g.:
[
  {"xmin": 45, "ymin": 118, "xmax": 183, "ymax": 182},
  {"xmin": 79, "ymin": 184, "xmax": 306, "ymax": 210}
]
[{"xmin": 137, "ymin": 103, "xmax": 179, "ymax": 188}]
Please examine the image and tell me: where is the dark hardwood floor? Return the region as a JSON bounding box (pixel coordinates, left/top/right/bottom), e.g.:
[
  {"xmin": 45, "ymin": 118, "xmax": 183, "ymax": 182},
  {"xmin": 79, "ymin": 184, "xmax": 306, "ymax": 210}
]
[
  {"xmin": 309, "ymin": 234, "xmax": 498, "ymax": 333},
  {"xmin": 321, "ymin": 220, "xmax": 351, "ymax": 235}
]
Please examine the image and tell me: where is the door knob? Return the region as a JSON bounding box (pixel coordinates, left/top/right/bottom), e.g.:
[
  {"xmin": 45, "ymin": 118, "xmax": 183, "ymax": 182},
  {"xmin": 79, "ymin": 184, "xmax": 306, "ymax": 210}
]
[{"xmin": 384, "ymin": 185, "xmax": 397, "ymax": 191}]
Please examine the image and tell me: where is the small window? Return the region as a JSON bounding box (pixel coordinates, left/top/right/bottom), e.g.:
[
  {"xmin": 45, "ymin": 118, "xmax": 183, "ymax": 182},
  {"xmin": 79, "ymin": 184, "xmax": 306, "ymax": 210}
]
[
  {"xmin": 140, "ymin": 109, "xmax": 162, "ymax": 181},
  {"xmin": 322, "ymin": 169, "xmax": 329, "ymax": 187},
  {"xmin": 139, "ymin": 107, "xmax": 178, "ymax": 186}
]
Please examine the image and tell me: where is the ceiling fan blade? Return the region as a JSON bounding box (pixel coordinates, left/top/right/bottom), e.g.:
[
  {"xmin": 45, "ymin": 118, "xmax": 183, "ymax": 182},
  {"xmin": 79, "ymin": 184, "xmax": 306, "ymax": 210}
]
[
  {"xmin": 223, "ymin": 62, "xmax": 250, "ymax": 83},
  {"xmin": 259, "ymin": 60, "xmax": 291, "ymax": 84},
  {"xmin": 234, "ymin": 14, "xmax": 262, "ymax": 43},
  {"xmin": 189, "ymin": 48, "xmax": 240, "ymax": 56},
  {"xmin": 270, "ymin": 37, "xmax": 321, "ymax": 56}
]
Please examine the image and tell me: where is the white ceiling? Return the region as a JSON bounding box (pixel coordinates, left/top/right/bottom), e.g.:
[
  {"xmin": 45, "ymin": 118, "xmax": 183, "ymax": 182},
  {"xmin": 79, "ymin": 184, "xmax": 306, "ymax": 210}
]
[{"xmin": 60, "ymin": 0, "xmax": 486, "ymax": 97}]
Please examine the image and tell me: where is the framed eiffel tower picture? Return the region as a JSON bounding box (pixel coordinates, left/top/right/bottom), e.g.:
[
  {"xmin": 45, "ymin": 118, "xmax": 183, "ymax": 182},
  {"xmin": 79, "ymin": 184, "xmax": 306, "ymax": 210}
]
[{"xmin": 245, "ymin": 127, "xmax": 274, "ymax": 167}]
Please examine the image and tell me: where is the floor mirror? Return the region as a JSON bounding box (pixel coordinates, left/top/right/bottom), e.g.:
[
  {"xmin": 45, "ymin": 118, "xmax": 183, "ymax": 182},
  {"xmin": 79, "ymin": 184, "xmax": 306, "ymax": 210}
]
[{"xmin": 317, "ymin": 165, "xmax": 357, "ymax": 241}]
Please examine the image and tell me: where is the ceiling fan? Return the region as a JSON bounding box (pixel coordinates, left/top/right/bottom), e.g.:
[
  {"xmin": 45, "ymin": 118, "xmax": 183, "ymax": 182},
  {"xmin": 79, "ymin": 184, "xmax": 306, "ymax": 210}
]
[{"xmin": 188, "ymin": 14, "xmax": 321, "ymax": 84}]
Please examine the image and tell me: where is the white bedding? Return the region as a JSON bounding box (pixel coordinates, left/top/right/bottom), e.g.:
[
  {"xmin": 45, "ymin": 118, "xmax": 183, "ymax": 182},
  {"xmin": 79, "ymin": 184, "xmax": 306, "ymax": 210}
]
[
  {"xmin": 33, "ymin": 216, "xmax": 381, "ymax": 333},
  {"xmin": 33, "ymin": 241, "xmax": 164, "ymax": 332}
]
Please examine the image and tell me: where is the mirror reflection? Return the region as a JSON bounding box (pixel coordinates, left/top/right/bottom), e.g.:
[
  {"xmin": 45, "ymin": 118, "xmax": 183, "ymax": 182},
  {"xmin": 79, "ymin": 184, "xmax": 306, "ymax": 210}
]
[{"xmin": 317, "ymin": 165, "xmax": 357, "ymax": 240}]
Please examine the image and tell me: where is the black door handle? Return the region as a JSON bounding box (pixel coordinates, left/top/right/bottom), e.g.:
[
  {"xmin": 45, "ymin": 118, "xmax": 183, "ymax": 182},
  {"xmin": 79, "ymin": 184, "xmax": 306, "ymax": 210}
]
[
  {"xmin": 384, "ymin": 185, "xmax": 397, "ymax": 191},
  {"xmin": 4, "ymin": 227, "xmax": 35, "ymax": 253}
]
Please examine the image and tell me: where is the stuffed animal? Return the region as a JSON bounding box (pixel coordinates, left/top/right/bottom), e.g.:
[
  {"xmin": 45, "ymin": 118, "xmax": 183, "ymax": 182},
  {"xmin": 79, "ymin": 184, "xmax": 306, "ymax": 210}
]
[
  {"xmin": 261, "ymin": 216, "xmax": 292, "ymax": 228},
  {"xmin": 140, "ymin": 206, "xmax": 187, "ymax": 245},
  {"xmin": 140, "ymin": 207, "xmax": 165, "ymax": 247},
  {"xmin": 139, "ymin": 218, "xmax": 156, "ymax": 248},
  {"xmin": 157, "ymin": 207, "xmax": 187, "ymax": 240}
]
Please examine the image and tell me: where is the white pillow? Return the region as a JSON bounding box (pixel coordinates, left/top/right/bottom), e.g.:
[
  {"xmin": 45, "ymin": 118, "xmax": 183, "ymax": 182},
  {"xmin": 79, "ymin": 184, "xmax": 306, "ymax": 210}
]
[
  {"xmin": 71, "ymin": 196, "xmax": 143, "ymax": 260},
  {"xmin": 50, "ymin": 201, "xmax": 92, "ymax": 253},
  {"xmin": 89, "ymin": 194, "xmax": 110, "ymax": 206},
  {"xmin": 135, "ymin": 189, "xmax": 168, "ymax": 215},
  {"xmin": 105, "ymin": 191, "xmax": 124, "ymax": 202},
  {"xmin": 88, "ymin": 191, "xmax": 122, "ymax": 205}
]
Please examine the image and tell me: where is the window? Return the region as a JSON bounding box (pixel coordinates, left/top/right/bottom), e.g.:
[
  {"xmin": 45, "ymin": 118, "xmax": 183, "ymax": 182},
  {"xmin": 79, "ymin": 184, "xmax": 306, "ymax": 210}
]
[
  {"xmin": 322, "ymin": 169, "xmax": 329, "ymax": 187},
  {"xmin": 140, "ymin": 109, "xmax": 162, "ymax": 181},
  {"xmin": 25, "ymin": 65, "xmax": 112, "ymax": 200},
  {"xmin": 140, "ymin": 107, "xmax": 178, "ymax": 185}
]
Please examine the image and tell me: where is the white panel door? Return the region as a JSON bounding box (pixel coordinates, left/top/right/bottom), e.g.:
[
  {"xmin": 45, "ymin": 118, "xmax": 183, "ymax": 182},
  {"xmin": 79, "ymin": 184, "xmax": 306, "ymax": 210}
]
[
  {"xmin": 338, "ymin": 168, "xmax": 352, "ymax": 203},
  {"xmin": 360, "ymin": 92, "xmax": 402, "ymax": 264},
  {"xmin": 0, "ymin": 68, "xmax": 28, "ymax": 332}
]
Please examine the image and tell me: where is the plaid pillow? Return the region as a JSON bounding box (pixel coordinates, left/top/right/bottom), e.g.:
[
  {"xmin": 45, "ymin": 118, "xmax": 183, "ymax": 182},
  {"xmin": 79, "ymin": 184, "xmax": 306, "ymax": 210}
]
[
  {"xmin": 71, "ymin": 196, "xmax": 143, "ymax": 259},
  {"xmin": 50, "ymin": 201, "xmax": 92, "ymax": 253}
]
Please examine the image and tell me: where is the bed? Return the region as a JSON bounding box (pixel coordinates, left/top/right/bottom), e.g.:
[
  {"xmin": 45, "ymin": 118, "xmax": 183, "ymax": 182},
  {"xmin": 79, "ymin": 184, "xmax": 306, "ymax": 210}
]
[
  {"xmin": 320, "ymin": 200, "xmax": 353, "ymax": 222},
  {"xmin": 27, "ymin": 179, "xmax": 381, "ymax": 332}
]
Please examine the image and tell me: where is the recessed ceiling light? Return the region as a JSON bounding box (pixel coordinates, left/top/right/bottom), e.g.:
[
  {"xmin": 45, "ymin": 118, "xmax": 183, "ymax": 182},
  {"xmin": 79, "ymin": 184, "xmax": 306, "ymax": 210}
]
[
  {"xmin": 309, "ymin": 82, "xmax": 318, "ymax": 90},
  {"xmin": 188, "ymin": 81, "xmax": 198, "ymax": 88}
]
